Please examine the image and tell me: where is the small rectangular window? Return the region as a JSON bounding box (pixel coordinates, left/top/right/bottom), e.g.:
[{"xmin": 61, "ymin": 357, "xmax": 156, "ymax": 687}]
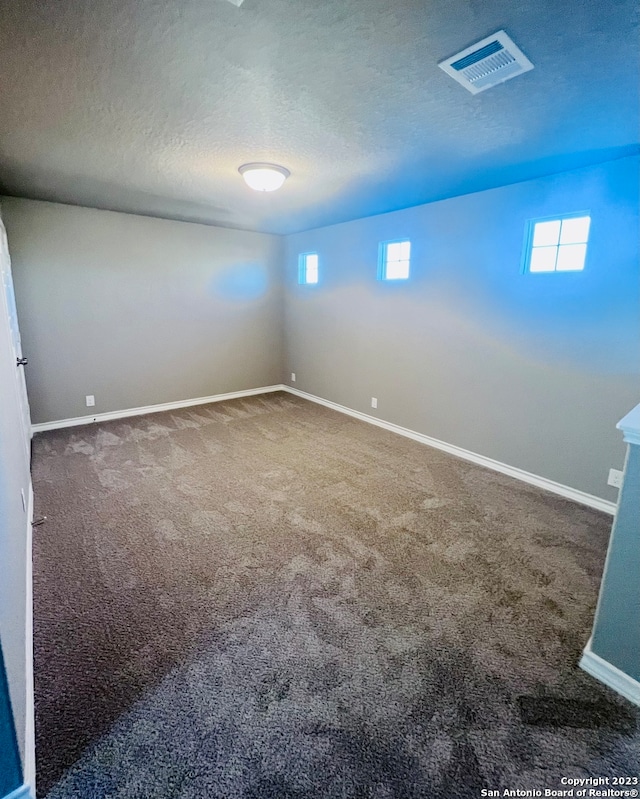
[
  {"xmin": 379, "ymin": 239, "xmax": 410, "ymax": 280},
  {"xmin": 524, "ymin": 214, "xmax": 590, "ymax": 273},
  {"xmin": 299, "ymin": 252, "xmax": 319, "ymax": 285}
]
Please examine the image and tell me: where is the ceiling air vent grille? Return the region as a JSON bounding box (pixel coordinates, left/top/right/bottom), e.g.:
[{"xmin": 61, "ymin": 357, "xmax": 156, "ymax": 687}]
[{"xmin": 438, "ymin": 30, "xmax": 533, "ymax": 94}]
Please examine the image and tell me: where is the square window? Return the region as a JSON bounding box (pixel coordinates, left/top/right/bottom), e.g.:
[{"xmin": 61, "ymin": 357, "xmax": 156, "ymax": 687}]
[
  {"xmin": 524, "ymin": 213, "xmax": 590, "ymax": 274},
  {"xmin": 379, "ymin": 240, "xmax": 410, "ymax": 281},
  {"xmin": 299, "ymin": 252, "xmax": 319, "ymax": 284}
]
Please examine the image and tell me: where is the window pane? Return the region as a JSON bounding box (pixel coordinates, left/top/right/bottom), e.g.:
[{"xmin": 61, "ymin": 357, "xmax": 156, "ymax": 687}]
[
  {"xmin": 556, "ymin": 243, "xmax": 586, "ymax": 271},
  {"xmin": 560, "ymin": 216, "xmax": 590, "ymax": 245},
  {"xmin": 532, "ymin": 220, "xmax": 561, "ymax": 247},
  {"xmin": 397, "ymin": 240, "xmax": 411, "ymax": 259},
  {"xmin": 529, "ymin": 246, "xmax": 557, "ymax": 272},
  {"xmin": 301, "ymin": 253, "xmax": 318, "ymax": 284},
  {"xmin": 386, "ymin": 242, "xmax": 404, "ymax": 261},
  {"xmin": 386, "ymin": 259, "xmax": 410, "ymax": 280}
]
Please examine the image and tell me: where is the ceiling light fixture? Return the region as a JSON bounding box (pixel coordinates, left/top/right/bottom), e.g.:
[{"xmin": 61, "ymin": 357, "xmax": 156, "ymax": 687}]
[{"xmin": 238, "ymin": 163, "xmax": 290, "ymax": 192}]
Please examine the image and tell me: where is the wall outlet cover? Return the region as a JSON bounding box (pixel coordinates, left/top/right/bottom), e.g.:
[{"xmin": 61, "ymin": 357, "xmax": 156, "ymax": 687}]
[
  {"xmin": 371, "ymin": 397, "xmax": 378, "ymax": 409},
  {"xmin": 86, "ymin": 395, "xmax": 95, "ymax": 407},
  {"xmin": 291, "ymin": 373, "xmax": 296, "ymax": 382},
  {"xmin": 607, "ymin": 468, "xmax": 623, "ymax": 488}
]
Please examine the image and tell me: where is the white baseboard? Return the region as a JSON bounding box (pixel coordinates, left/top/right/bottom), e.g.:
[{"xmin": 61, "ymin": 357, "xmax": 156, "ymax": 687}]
[
  {"xmin": 579, "ymin": 639, "xmax": 640, "ymax": 707},
  {"xmin": 23, "ymin": 483, "xmax": 35, "ymax": 796},
  {"xmin": 30, "ymin": 385, "xmax": 284, "ymax": 434},
  {"xmin": 30, "ymin": 383, "xmax": 616, "ymax": 516},
  {"xmin": 3, "ymin": 784, "xmax": 33, "ymax": 799},
  {"xmin": 281, "ymin": 386, "xmax": 616, "ymax": 516}
]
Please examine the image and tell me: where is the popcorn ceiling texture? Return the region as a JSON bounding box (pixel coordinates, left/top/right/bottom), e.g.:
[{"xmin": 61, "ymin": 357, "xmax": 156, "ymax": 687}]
[
  {"xmin": 32, "ymin": 393, "xmax": 639, "ymax": 798},
  {"xmin": 0, "ymin": 0, "xmax": 638, "ymax": 233}
]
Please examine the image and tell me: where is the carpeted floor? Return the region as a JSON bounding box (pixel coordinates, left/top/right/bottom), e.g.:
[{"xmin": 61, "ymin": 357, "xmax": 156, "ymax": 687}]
[{"xmin": 32, "ymin": 392, "xmax": 639, "ymax": 798}]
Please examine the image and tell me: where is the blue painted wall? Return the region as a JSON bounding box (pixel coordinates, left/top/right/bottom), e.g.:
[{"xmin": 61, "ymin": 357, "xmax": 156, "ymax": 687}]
[
  {"xmin": 0, "ymin": 639, "xmax": 22, "ymax": 797},
  {"xmin": 284, "ymin": 155, "xmax": 640, "ymax": 502}
]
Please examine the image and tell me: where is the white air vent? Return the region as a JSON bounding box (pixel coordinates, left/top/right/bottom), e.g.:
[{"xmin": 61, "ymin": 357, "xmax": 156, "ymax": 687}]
[{"xmin": 438, "ymin": 30, "xmax": 533, "ymax": 94}]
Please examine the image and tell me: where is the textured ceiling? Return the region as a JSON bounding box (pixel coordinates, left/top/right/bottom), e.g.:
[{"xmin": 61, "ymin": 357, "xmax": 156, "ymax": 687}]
[{"xmin": 0, "ymin": 0, "xmax": 638, "ymax": 234}]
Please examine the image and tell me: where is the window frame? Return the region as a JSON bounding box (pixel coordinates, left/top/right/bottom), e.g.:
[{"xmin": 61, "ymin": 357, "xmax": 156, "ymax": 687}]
[
  {"xmin": 378, "ymin": 239, "xmax": 411, "ymax": 281},
  {"xmin": 298, "ymin": 251, "xmax": 319, "ymax": 285},
  {"xmin": 522, "ymin": 212, "xmax": 591, "ymax": 275}
]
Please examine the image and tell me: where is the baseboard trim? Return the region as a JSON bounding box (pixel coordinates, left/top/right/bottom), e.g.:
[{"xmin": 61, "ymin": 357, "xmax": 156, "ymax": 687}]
[
  {"xmin": 579, "ymin": 639, "xmax": 640, "ymax": 707},
  {"xmin": 30, "ymin": 385, "xmax": 285, "ymax": 433},
  {"xmin": 30, "ymin": 383, "xmax": 616, "ymax": 515},
  {"xmin": 23, "ymin": 483, "xmax": 35, "ymax": 796},
  {"xmin": 3, "ymin": 785, "xmax": 33, "ymax": 799},
  {"xmin": 281, "ymin": 386, "xmax": 616, "ymax": 516}
]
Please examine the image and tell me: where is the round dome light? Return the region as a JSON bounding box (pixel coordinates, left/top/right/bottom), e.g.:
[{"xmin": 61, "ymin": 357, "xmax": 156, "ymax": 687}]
[{"xmin": 238, "ymin": 163, "xmax": 290, "ymax": 192}]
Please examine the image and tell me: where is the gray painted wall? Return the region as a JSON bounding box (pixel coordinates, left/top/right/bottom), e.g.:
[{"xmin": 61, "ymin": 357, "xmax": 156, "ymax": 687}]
[
  {"xmin": 284, "ymin": 156, "xmax": 640, "ymax": 503},
  {"xmin": 1, "ymin": 198, "xmax": 284, "ymax": 424},
  {"xmin": 0, "ymin": 211, "xmax": 31, "ymax": 771},
  {"xmin": 591, "ymin": 440, "xmax": 640, "ymax": 680}
]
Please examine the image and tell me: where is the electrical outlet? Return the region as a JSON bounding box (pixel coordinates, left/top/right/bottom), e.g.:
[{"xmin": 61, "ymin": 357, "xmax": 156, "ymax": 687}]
[
  {"xmin": 86, "ymin": 395, "xmax": 95, "ymax": 407},
  {"xmin": 371, "ymin": 397, "xmax": 378, "ymax": 409},
  {"xmin": 607, "ymin": 468, "xmax": 623, "ymax": 488},
  {"xmin": 291, "ymin": 373, "xmax": 296, "ymax": 382}
]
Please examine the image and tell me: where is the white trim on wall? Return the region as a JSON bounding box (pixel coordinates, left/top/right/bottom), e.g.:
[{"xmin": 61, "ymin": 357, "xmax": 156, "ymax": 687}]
[
  {"xmin": 31, "ymin": 383, "xmax": 616, "ymax": 516},
  {"xmin": 282, "ymin": 387, "xmax": 617, "ymax": 516},
  {"xmin": 580, "ymin": 639, "xmax": 640, "ymax": 708},
  {"xmin": 30, "ymin": 386, "xmax": 284, "ymax": 434},
  {"xmin": 23, "ymin": 484, "xmax": 35, "ymax": 797}
]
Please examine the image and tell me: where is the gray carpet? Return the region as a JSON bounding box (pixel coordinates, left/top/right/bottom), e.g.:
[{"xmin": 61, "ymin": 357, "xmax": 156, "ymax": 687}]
[{"xmin": 32, "ymin": 392, "xmax": 639, "ymax": 798}]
